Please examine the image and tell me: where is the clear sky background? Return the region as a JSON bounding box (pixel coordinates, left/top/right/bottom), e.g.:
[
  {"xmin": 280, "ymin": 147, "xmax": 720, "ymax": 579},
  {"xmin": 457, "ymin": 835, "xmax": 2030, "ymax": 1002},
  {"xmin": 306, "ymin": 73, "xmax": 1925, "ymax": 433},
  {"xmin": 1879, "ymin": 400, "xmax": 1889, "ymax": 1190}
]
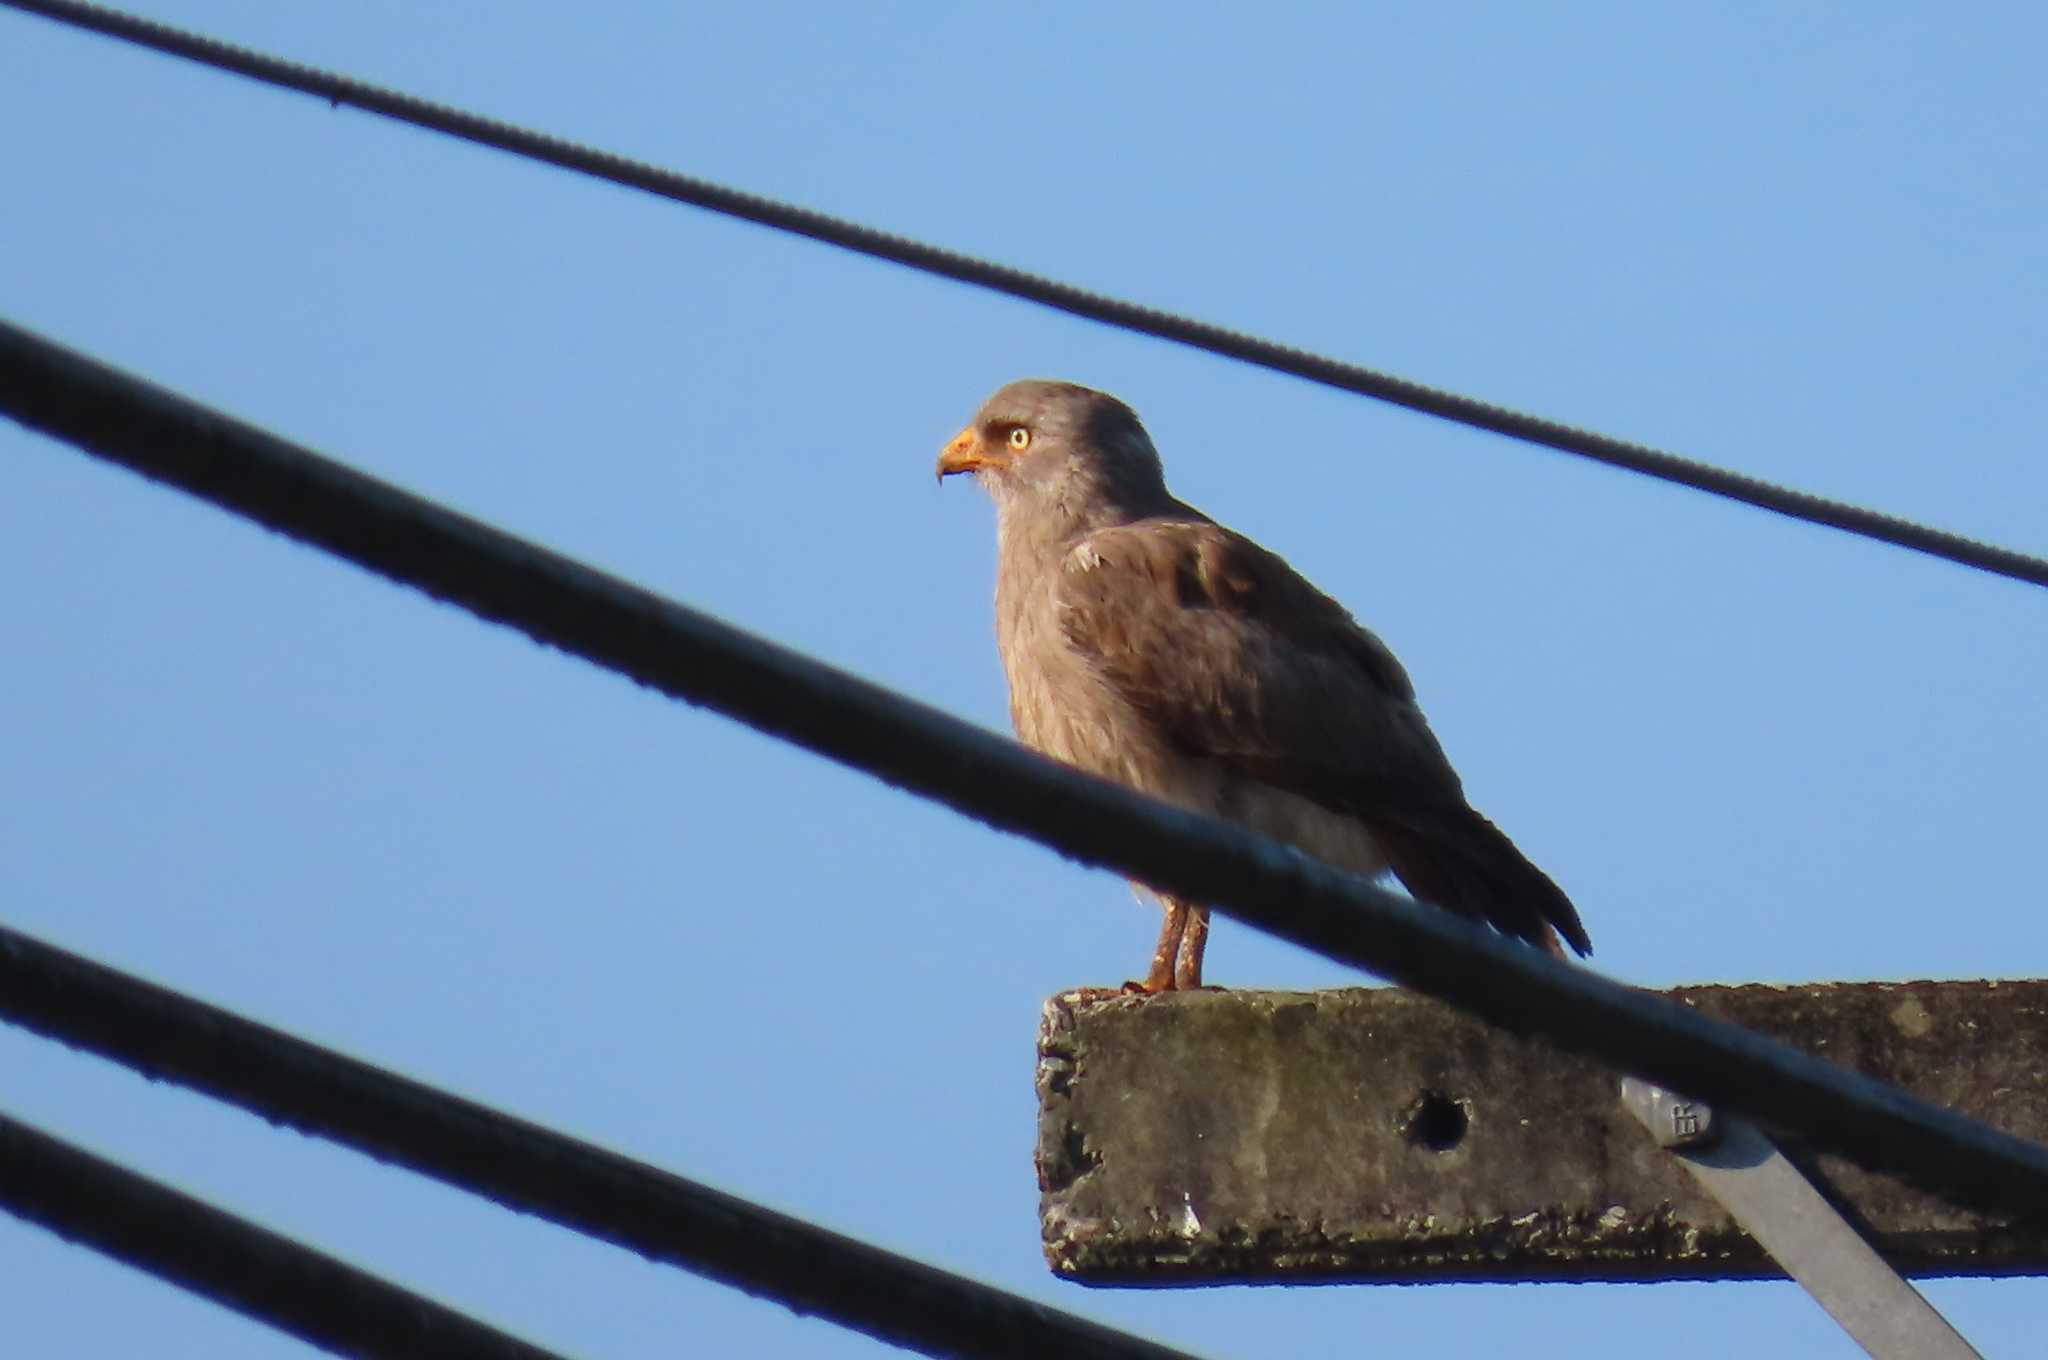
[{"xmin": 3, "ymin": 4, "xmax": 2044, "ymax": 1357}]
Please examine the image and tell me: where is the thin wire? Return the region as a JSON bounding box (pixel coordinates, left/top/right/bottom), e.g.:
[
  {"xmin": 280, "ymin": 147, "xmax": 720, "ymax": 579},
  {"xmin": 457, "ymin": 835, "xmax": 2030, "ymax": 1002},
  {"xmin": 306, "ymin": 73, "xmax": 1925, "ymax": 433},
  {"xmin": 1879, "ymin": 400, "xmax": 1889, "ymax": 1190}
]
[
  {"xmin": 0, "ymin": 925, "xmax": 1206, "ymax": 1360},
  {"xmin": 4, "ymin": 317, "xmax": 2045, "ymax": 1229},
  {"xmin": 0, "ymin": 1108, "xmax": 575, "ymax": 1360},
  {"xmin": 6, "ymin": 0, "xmax": 2047, "ymax": 594}
]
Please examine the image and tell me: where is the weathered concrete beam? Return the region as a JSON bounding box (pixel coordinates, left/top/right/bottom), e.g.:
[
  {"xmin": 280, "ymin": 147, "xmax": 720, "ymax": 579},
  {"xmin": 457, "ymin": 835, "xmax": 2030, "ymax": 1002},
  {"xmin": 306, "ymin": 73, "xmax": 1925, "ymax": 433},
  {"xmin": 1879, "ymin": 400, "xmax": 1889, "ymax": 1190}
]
[{"xmin": 1035, "ymin": 981, "xmax": 2048, "ymax": 1283}]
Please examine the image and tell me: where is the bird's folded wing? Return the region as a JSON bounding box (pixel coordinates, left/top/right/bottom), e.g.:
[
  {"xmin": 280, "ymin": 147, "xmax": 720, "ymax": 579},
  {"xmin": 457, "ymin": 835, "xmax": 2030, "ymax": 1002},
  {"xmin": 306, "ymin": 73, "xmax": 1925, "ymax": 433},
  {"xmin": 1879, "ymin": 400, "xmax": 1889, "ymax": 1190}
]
[{"xmin": 1052, "ymin": 519, "xmax": 1467, "ymax": 814}]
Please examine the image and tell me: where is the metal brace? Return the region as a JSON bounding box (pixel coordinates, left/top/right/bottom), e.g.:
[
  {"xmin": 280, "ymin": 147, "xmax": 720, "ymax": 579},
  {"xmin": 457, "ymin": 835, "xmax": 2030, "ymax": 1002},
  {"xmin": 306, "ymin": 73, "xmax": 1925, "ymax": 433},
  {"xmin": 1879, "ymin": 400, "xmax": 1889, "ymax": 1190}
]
[{"xmin": 1619, "ymin": 1077, "xmax": 1980, "ymax": 1359}]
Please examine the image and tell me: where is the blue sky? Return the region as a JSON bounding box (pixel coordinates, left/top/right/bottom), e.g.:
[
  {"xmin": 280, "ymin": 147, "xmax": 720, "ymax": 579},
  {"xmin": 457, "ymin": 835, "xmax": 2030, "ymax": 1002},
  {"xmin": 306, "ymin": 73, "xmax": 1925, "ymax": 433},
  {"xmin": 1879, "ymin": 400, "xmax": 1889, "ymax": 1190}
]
[{"xmin": 3, "ymin": 4, "xmax": 2044, "ymax": 1356}]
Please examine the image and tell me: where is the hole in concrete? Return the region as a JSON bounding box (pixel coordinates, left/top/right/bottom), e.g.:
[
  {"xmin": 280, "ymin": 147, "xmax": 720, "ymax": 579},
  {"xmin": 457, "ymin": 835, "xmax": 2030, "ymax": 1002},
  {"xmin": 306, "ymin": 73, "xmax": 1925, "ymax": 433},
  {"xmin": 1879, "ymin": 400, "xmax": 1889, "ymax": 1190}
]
[
  {"xmin": 1040, "ymin": 1122, "xmax": 1102, "ymax": 1193},
  {"xmin": 1404, "ymin": 1091, "xmax": 1468, "ymax": 1152}
]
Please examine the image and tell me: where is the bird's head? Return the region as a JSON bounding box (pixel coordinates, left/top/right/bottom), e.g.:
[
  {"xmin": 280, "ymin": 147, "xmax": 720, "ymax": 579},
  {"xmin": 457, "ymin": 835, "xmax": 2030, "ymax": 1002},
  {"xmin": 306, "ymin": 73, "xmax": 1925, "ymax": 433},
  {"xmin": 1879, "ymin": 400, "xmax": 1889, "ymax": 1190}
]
[{"xmin": 936, "ymin": 380, "xmax": 1170, "ymax": 525}]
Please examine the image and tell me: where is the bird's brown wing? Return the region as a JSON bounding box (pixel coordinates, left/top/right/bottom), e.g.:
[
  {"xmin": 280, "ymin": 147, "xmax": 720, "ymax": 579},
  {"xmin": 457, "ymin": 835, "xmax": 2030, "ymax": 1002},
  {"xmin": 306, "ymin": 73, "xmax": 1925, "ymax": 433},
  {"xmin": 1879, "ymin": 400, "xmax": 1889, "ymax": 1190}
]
[
  {"xmin": 1054, "ymin": 518, "xmax": 1591, "ymax": 955},
  {"xmin": 1053, "ymin": 518, "xmax": 1459, "ymax": 808}
]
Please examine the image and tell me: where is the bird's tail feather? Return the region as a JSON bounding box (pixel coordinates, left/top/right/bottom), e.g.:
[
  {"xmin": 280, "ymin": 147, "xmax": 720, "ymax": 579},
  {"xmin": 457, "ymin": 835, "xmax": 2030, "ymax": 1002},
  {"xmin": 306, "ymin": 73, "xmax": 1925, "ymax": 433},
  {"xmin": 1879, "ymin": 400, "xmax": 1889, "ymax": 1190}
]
[{"xmin": 1374, "ymin": 807, "xmax": 1591, "ymax": 957}]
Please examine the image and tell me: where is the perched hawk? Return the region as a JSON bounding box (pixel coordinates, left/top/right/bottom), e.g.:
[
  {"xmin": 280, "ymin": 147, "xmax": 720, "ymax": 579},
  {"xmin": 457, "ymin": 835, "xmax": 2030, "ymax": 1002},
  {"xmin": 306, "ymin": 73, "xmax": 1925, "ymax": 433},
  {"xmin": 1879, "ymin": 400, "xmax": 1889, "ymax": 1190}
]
[{"xmin": 938, "ymin": 380, "xmax": 1589, "ymax": 990}]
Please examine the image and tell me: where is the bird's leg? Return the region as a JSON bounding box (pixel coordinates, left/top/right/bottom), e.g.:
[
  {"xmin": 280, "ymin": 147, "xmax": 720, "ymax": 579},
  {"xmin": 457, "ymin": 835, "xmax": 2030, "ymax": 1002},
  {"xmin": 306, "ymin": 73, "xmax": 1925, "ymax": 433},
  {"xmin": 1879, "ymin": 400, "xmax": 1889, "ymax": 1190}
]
[
  {"xmin": 1135, "ymin": 897, "xmax": 1190, "ymax": 993},
  {"xmin": 1173, "ymin": 905, "xmax": 1210, "ymax": 990}
]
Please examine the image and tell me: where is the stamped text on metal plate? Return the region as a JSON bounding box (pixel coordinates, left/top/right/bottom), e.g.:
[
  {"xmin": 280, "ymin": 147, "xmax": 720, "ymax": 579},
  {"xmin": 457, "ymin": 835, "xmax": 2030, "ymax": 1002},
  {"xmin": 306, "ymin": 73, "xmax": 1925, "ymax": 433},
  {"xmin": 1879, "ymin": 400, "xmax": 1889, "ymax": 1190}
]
[{"xmin": 1619, "ymin": 1076, "xmax": 1720, "ymax": 1149}]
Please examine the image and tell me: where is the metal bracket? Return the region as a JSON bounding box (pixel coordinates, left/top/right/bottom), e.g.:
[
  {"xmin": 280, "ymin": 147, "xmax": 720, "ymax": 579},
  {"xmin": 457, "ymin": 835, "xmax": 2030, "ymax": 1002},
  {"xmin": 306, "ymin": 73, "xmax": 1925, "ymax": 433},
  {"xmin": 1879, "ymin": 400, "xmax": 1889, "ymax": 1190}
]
[{"xmin": 1619, "ymin": 1077, "xmax": 1980, "ymax": 1359}]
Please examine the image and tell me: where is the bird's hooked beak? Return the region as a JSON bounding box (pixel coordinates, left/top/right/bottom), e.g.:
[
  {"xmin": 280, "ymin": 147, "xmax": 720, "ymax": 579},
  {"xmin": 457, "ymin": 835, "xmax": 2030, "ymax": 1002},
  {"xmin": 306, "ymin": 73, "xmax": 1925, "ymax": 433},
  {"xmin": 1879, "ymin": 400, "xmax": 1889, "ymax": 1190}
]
[{"xmin": 935, "ymin": 425, "xmax": 1000, "ymax": 482}]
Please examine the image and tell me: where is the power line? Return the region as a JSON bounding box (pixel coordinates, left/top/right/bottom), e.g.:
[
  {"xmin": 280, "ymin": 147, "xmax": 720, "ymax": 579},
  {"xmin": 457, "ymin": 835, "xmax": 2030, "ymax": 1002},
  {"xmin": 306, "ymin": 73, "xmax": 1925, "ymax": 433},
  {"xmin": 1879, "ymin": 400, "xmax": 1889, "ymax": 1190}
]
[
  {"xmin": 0, "ymin": 1108, "xmax": 575, "ymax": 1360},
  {"xmin": 4, "ymin": 317, "xmax": 2045, "ymax": 1229},
  {"xmin": 6, "ymin": 0, "xmax": 2047, "ymax": 594},
  {"xmin": 0, "ymin": 923, "xmax": 1204, "ymax": 1360}
]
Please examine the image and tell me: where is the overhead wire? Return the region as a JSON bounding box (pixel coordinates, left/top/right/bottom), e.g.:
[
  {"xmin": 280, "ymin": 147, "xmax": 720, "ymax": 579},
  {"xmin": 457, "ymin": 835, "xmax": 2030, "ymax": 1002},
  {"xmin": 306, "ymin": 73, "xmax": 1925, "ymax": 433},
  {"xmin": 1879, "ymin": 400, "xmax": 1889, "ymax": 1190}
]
[
  {"xmin": 4, "ymin": 317, "xmax": 2046, "ymax": 1231},
  {"xmin": 0, "ymin": 924, "xmax": 1206, "ymax": 1360},
  {"xmin": 5, "ymin": 0, "xmax": 2047, "ymax": 593},
  {"xmin": 0, "ymin": 1108, "xmax": 576, "ymax": 1360}
]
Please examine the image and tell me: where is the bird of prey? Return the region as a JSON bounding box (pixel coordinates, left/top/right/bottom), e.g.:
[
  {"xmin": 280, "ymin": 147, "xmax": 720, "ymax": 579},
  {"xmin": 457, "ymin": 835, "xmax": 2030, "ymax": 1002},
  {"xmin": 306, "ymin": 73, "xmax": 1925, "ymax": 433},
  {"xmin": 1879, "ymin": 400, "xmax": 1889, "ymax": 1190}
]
[{"xmin": 937, "ymin": 379, "xmax": 1589, "ymax": 991}]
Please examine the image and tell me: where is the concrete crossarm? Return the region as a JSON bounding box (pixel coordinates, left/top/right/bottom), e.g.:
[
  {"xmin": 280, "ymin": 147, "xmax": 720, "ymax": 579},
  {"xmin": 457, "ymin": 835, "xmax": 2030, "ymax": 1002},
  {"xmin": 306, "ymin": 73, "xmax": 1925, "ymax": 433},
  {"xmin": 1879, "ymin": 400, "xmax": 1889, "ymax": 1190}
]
[{"xmin": 1036, "ymin": 981, "xmax": 2048, "ymax": 1282}]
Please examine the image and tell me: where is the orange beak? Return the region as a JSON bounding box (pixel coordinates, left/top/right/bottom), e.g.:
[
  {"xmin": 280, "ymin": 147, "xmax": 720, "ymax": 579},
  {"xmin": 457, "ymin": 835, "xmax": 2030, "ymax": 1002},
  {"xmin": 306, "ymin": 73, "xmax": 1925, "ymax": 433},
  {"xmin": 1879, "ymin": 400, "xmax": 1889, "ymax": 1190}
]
[{"xmin": 936, "ymin": 426, "xmax": 999, "ymax": 481}]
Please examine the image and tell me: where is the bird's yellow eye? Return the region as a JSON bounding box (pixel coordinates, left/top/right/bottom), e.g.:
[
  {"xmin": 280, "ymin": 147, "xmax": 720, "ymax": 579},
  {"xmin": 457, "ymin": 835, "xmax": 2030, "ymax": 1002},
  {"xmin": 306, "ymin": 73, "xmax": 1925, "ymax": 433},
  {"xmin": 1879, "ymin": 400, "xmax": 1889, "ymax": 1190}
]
[{"xmin": 1007, "ymin": 426, "xmax": 1032, "ymax": 451}]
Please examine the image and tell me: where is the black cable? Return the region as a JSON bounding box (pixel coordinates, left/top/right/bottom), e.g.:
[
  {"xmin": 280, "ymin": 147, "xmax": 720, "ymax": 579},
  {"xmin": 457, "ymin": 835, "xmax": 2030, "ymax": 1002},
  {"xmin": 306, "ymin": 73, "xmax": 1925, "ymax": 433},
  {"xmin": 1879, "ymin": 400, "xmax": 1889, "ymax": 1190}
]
[
  {"xmin": 0, "ymin": 927, "xmax": 1204, "ymax": 1360},
  {"xmin": 5, "ymin": 0, "xmax": 2047, "ymax": 594},
  {"xmin": 0, "ymin": 1108, "xmax": 574, "ymax": 1360},
  {"xmin": 4, "ymin": 317, "xmax": 2045, "ymax": 1229}
]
